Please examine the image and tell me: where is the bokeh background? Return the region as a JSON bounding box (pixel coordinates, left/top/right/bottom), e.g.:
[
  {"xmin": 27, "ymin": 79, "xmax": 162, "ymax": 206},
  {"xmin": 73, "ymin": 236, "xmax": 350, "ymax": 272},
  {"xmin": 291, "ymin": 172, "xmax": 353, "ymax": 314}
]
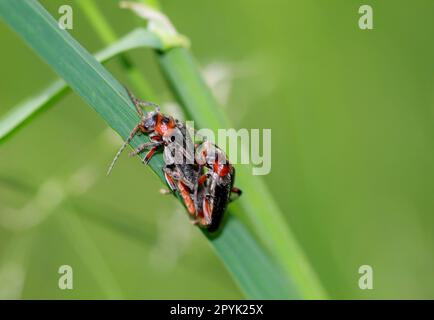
[{"xmin": 1, "ymin": 0, "xmax": 433, "ymax": 299}]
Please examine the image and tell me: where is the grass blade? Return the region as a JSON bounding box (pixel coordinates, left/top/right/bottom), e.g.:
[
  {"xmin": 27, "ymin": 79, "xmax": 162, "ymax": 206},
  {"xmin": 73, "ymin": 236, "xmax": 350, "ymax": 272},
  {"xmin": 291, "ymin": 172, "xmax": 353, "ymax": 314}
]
[
  {"xmin": 0, "ymin": 0, "xmax": 298, "ymax": 299},
  {"xmin": 0, "ymin": 80, "xmax": 66, "ymax": 142},
  {"xmin": 0, "ymin": 28, "xmax": 160, "ymax": 143},
  {"xmin": 158, "ymin": 48, "xmax": 327, "ymax": 299},
  {"xmin": 77, "ymin": 0, "xmax": 157, "ymax": 101}
]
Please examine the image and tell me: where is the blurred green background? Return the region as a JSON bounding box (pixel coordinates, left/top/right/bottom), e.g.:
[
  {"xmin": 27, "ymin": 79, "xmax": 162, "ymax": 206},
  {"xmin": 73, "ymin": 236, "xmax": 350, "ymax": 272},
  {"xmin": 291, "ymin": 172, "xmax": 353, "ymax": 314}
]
[{"xmin": 1, "ymin": 0, "xmax": 433, "ymax": 299}]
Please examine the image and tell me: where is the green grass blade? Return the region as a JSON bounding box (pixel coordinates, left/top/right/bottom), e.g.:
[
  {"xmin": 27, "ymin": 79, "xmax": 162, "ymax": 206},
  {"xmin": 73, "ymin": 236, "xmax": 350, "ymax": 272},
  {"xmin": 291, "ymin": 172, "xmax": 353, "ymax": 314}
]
[
  {"xmin": 0, "ymin": 28, "xmax": 160, "ymax": 143},
  {"xmin": 212, "ymin": 216, "xmax": 297, "ymax": 298},
  {"xmin": 77, "ymin": 0, "xmax": 157, "ymax": 101},
  {"xmin": 0, "ymin": 0, "xmax": 297, "ymax": 299},
  {"xmin": 0, "ymin": 80, "xmax": 67, "ymax": 142},
  {"xmin": 158, "ymin": 48, "xmax": 327, "ymax": 299},
  {"xmin": 76, "ymin": 0, "xmax": 118, "ymax": 44}
]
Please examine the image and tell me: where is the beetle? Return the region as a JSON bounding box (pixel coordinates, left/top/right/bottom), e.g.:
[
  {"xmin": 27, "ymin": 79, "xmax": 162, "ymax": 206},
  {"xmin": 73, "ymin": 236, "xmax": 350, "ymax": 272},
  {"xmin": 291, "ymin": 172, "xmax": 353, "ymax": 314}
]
[
  {"xmin": 107, "ymin": 87, "xmax": 198, "ymax": 217},
  {"xmin": 163, "ymin": 138, "xmax": 242, "ymax": 231},
  {"xmin": 161, "ymin": 125, "xmax": 202, "ymax": 217},
  {"xmin": 107, "ymin": 87, "xmax": 242, "ymax": 231},
  {"xmin": 192, "ymin": 141, "xmax": 242, "ymax": 231}
]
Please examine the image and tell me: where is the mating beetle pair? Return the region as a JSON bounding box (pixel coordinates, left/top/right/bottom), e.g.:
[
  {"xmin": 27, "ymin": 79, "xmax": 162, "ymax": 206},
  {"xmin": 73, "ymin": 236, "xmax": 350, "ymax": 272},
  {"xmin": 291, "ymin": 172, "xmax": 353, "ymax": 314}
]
[{"xmin": 108, "ymin": 88, "xmax": 241, "ymax": 232}]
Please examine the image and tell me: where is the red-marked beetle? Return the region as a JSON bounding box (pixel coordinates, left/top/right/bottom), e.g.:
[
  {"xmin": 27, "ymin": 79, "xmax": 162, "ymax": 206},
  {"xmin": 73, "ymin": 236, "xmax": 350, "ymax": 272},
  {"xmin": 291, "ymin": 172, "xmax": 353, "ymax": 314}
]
[{"xmin": 107, "ymin": 88, "xmax": 241, "ymax": 232}]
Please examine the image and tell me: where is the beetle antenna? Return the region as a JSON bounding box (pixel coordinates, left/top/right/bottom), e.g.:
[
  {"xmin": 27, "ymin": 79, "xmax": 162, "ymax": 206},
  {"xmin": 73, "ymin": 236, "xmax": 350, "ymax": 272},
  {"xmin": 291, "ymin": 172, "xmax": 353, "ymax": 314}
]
[
  {"xmin": 107, "ymin": 125, "xmax": 140, "ymax": 176},
  {"xmin": 124, "ymin": 86, "xmax": 160, "ymax": 115}
]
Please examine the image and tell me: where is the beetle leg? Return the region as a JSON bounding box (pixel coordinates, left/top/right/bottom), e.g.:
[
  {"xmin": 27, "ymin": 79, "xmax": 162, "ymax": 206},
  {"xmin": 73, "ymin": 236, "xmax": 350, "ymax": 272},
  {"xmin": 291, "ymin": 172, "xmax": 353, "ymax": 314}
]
[
  {"xmin": 192, "ymin": 172, "xmax": 209, "ymax": 214},
  {"xmin": 229, "ymin": 187, "xmax": 242, "ymax": 202},
  {"xmin": 142, "ymin": 146, "xmax": 159, "ymax": 165},
  {"xmin": 164, "ymin": 167, "xmax": 198, "ymax": 217},
  {"xmin": 124, "ymin": 86, "xmax": 160, "ymax": 115},
  {"xmin": 107, "ymin": 125, "xmax": 140, "ymax": 176},
  {"xmin": 177, "ymin": 181, "xmax": 196, "ymax": 215},
  {"xmin": 191, "ymin": 216, "xmax": 210, "ymax": 227},
  {"xmin": 163, "ymin": 170, "xmax": 177, "ymax": 192},
  {"xmin": 129, "ymin": 141, "xmax": 162, "ymax": 157},
  {"xmin": 202, "ymin": 197, "xmax": 213, "ymax": 225},
  {"xmin": 190, "ymin": 219, "xmax": 200, "ymax": 225},
  {"xmin": 150, "ymin": 134, "xmax": 162, "ymax": 141},
  {"xmin": 159, "ymin": 188, "xmax": 171, "ymax": 195}
]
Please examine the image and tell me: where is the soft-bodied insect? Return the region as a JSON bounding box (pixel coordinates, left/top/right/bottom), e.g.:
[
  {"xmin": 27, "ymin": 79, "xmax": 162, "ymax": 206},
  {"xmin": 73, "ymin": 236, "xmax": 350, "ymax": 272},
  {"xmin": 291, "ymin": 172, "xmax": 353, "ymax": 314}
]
[
  {"xmin": 160, "ymin": 122, "xmax": 202, "ymax": 216},
  {"xmin": 107, "ymin": 88, "xmax": 198, "ymax": 216},
  {"xmin": 193, "ymin": 141, "xmax": 242, "ymax": 231},
  {"xmin": 163, "ymin": 137, "xmax": 242, "ymax": 231},
  {"xmin": 107, "ymin": 88, "xmax": 242, "ymax": 231}
]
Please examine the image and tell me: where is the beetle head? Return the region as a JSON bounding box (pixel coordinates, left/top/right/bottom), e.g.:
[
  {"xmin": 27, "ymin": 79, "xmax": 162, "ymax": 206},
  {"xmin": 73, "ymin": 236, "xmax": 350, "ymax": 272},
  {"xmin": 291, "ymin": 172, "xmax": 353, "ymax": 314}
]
[{"xmin": 139, "ymin": 109, "xmax": 159, "ymax": 133}]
